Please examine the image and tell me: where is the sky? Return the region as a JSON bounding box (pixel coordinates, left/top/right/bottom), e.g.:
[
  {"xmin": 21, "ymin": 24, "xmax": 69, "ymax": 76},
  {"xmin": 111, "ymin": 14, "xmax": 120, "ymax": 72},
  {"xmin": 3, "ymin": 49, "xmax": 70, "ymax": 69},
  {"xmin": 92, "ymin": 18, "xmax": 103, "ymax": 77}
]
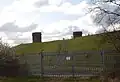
[{"xmin": 0, "ymin": 0, "xmax": 110, "ymax": 46}]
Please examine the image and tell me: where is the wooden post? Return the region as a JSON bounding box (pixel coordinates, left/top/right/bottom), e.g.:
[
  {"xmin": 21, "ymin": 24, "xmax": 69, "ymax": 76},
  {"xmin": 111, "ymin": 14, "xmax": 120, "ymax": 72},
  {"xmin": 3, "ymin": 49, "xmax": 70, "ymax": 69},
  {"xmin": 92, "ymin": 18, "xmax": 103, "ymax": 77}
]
[{"xmin": 40, "ymin": 50, "xmax": 44, "ymax": 77}]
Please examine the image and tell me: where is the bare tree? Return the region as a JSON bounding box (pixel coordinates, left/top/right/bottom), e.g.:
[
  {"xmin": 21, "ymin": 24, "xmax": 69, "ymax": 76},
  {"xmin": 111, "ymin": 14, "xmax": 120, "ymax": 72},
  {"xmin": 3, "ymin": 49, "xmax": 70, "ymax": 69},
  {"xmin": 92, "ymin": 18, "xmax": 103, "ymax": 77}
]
[
  {"xmin": 89, "ymin": 0, "xmax": 120, "ymax": 81},
  {"xmin": 90, "ymin": 0, "xmax": 120, "ymax": 52}
]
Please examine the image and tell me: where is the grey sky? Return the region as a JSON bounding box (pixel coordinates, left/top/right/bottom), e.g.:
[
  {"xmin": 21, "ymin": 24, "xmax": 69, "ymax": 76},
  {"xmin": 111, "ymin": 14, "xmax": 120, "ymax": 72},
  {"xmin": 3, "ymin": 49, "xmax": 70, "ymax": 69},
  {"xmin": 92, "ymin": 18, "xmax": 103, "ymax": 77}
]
[
  {"xmin": 0, "ymin": 0, "xmax": 117, "ymax": 46},
  {"xmin": 0, "ymin": 22, "xmax": 38, "ymax": 32}
]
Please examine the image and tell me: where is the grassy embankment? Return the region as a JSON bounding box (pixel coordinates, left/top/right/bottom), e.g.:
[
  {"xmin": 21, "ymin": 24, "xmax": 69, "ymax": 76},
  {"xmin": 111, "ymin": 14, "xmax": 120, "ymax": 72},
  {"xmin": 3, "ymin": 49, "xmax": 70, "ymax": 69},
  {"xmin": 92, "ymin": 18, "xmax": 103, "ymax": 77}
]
[{"xmin": 15, "ymin": 34, "xmax": 115, "ymax": 54}]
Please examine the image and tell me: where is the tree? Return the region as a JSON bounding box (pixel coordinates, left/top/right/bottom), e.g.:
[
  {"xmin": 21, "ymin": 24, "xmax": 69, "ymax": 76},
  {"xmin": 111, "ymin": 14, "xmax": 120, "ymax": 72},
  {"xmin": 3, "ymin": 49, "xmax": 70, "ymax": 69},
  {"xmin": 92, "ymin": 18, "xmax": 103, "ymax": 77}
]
[
  {"xmin": 90, "ymin": 0, "xmax": 120, "ymax": 81},
  {"xmin": 90, "ymin": 0, "xmax": 120, "ymax": 52}
]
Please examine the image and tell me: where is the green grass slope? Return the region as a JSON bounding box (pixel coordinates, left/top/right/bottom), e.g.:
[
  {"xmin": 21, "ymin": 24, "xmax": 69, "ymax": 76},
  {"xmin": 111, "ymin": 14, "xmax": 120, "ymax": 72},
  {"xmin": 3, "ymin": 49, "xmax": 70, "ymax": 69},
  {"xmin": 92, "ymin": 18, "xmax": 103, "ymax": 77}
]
[{"xmin": 15, "ymin": 34, "xmax": 115, "ymax": 54}]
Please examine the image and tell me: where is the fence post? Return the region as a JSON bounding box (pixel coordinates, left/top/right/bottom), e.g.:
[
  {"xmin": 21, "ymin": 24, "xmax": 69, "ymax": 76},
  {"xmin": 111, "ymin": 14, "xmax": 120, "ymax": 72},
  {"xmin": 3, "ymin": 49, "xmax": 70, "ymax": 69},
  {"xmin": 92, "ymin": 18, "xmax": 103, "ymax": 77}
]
[
  {"xmin": 102, "ymin": 51, "xmax": 105, "ymax": 72},
  {"xmin": 40, "ymin": 50, "xmax": 44, "ymax": 77},
  {"xmin": 100, "ymin": 50, "xmax": 105, "ymax": 82},
  {"xmin": 72, "ymin": 55, "xmax": 75, "ymax": 77},
  {"xmin": 101, "ymin": 50, "xmax": 105, "ymax": 69}
]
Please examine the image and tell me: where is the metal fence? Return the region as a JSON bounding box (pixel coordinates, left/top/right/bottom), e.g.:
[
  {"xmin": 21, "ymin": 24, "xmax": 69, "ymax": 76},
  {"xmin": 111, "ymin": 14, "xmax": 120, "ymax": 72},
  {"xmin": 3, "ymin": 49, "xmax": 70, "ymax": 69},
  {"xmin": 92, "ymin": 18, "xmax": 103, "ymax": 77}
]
[{"xmin": 17, "ymin": 50, "xmax": 120, "ymax": 77}]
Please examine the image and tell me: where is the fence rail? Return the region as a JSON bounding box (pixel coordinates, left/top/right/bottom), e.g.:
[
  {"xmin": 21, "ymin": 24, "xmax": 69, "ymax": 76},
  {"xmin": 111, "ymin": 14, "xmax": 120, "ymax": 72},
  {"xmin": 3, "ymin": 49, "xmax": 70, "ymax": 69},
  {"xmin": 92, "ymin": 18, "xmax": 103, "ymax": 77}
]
[{"xmin": 17, "ymin": 50, "xmax": 120, "ymax": 77}]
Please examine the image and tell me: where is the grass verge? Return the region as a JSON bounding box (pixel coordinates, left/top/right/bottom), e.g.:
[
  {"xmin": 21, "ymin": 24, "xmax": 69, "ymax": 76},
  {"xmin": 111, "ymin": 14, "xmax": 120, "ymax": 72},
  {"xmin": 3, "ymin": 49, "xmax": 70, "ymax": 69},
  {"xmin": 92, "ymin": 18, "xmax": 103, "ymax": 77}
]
[{"xmin": 0, "ymin": 77, "xmax": 100, "ymax": 82}]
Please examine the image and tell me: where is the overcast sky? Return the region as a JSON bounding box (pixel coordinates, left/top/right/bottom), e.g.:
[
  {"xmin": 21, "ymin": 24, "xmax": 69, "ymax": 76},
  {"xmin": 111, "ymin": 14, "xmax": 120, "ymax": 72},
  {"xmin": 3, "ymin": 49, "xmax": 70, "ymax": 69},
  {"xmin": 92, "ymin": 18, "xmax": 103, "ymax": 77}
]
[{"xmin": 0, "ymin": 0, "xmax": 104, "ymax": 46}]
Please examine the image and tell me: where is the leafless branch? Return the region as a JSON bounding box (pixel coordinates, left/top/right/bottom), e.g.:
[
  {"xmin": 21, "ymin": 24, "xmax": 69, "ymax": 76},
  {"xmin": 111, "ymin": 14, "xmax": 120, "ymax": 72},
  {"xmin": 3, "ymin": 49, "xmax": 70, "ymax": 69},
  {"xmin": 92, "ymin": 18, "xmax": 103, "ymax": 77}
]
[
  {"xmin": 92, "ymin": 7, "xmax": 120, "ymax": 16},
  {"xmin": 113, "ymin": 2, "xmax": 120, "ymax": 6}
]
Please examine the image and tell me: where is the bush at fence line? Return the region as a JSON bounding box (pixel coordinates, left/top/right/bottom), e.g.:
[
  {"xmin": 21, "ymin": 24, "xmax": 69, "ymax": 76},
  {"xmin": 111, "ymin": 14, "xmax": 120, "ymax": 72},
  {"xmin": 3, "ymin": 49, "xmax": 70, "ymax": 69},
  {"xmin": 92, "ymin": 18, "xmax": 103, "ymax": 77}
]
[
  {"xmin": 99, "ymin": 70, "xmax": 120, "ymax": 82},
  {"xmin": 0, "ymin": 40, "xmax": 30, "ymax": 76},
  {"xmin": 0, "ymin": 54, "xmax": 30, "ymax": 77}
]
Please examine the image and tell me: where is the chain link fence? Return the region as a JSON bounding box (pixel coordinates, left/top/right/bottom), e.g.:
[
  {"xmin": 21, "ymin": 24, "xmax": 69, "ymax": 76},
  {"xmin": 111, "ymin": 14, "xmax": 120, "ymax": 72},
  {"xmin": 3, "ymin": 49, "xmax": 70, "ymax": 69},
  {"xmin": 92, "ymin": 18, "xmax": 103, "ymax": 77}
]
[{"xmin": 17, "ymin": 50, "xmax": 120, "ymax": 77}]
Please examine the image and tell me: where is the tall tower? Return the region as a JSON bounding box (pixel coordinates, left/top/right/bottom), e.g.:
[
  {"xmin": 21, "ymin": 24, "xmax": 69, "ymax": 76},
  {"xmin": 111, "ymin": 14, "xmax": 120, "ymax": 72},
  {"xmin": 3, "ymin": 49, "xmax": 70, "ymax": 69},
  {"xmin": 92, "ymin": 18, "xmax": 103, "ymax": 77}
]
[{"xmin": 32, "ymin": 32, "xmax": 42, "ymax": 43}]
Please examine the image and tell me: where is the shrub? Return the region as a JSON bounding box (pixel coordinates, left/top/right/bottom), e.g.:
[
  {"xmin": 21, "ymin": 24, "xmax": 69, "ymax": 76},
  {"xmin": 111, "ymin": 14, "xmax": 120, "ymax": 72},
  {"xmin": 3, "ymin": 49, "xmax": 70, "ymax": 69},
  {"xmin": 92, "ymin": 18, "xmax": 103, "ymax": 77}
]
[{"xmin": 0, "ymin": 40, "xmax": 29, "ymax": 77}]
